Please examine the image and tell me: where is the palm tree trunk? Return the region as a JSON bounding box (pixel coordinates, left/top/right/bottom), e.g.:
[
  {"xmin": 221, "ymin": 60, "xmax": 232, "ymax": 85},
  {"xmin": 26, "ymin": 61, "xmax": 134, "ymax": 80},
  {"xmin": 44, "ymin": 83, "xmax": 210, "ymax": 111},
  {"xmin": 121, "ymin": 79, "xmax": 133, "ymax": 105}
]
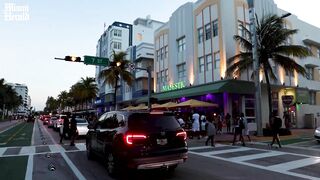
[{"xmin": 264, "ymin": 69, "xmax": 273, "ymax": 126}]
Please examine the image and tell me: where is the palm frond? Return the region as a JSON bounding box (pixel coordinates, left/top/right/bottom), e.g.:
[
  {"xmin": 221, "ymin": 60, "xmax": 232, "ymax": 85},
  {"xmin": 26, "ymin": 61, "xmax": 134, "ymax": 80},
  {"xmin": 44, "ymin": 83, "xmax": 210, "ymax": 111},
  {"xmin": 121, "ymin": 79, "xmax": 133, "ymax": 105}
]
[
  {"xmin": 273, "ymin": 54, "xmax": 307, "ymax": 76},
  {"xmin": 233, "ymin": 35, "xmax": 252, "ymax": 51},
  {"xmin": 274, "ymin": 45, "xmax": 312, "ymax": 58},
  {"xmin": 227, "ymin": 52, "xmax": 252, "ymax": 64}
]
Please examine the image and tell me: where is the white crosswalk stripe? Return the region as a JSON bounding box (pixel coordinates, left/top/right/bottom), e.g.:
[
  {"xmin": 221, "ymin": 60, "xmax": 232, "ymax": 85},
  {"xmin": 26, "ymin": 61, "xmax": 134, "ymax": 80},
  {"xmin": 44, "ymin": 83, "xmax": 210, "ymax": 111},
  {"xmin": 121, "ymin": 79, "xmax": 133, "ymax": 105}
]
[
  {"xmin": 20, "ymin": 146, "xmax": 35, "ymax": 155},
  {"xmin": 189, "ymin": 144, "xmax": 320, "ymax": 180}
]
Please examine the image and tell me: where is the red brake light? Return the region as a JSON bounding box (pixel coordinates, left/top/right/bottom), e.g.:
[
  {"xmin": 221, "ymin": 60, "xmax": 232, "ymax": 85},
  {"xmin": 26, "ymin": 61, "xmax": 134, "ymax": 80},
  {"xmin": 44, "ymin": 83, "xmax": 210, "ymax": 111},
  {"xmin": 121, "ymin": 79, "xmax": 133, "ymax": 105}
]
[
  {"xmin": 176, "ymin": 131, "xmax": 187, "ymax": 140},
  {"xmin": 125, "ymin": 134, "xmax": 147, "ymax": 145}
]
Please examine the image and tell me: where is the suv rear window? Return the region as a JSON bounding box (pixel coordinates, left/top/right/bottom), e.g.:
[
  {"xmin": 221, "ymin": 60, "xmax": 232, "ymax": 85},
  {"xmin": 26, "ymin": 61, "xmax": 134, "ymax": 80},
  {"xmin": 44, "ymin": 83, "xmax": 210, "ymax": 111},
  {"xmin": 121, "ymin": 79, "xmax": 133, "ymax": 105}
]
[{"xmin": 128, "ymin": 113, "xmax": 180, "ymax": 131}]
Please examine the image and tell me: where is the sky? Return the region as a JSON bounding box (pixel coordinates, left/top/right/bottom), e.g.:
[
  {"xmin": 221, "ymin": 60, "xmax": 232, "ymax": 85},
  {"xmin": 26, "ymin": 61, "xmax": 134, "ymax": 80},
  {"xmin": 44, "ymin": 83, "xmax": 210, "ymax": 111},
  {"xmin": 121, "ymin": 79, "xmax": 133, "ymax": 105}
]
[{"xmin": 0, "ymin": 0, "xmax": 319, "ymax": 111}]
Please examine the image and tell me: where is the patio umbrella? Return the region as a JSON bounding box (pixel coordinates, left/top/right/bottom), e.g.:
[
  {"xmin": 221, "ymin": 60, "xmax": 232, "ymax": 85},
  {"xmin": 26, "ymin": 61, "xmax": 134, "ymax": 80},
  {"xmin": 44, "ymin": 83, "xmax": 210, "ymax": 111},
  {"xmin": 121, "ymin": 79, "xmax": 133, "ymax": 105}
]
[
  {"xmin": 121, "ymin": 105, "xmax": 134, "ymax": 110},
  {"xmin": 173, "ymin": 99, "xmax": 218, "ymax": 108},
  {"xmin": 152, "ymin": 102, "xmax": 178, "ymax": 109},
  {"xmin": 130, "ymin": 104, "xmax": 148, "ymax": 110}
]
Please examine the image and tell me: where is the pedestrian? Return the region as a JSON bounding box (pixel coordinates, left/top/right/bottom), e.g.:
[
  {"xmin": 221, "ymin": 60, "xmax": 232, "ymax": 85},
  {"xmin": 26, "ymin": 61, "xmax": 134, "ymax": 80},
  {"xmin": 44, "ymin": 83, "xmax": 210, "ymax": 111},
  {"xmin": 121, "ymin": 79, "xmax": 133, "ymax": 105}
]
[
  {"xmin": 232, "ymin": 114, "xmax": 245, "ymax": 146},
  {"xmin": 217, "ymin": 114, "xmax": 223, "ymax": 134},
  {"xmin": 225, "ymin": 113, "xmax": 231, "ymax": 133},
  {"xmin": 60, "ymin": 114, "xmax": 70, "ymax": 144},
  {"xmin": 191, "ymin": 110, "xmax": 200, "ymax": 139},
  {"xmin": 177, "ymin": 114, "xmax": 185, "ymax": 128},
  {"xmin": 240, "ymin": 113, "xmax": 251, "ymax": 142},
  {"xmin": 205, "ymin": 118, "xmax": 216, "ymax": 147},
  {"xmin": 69, "ymin": 115, "xmax": 78, "ymax": 146},
  {"xmin": 200, "ymin": 113, "xmax": 207, "ymax": 136},
  {"xmin": 269, "ymin": 111, "xmax": 282, "ymax": 148}
]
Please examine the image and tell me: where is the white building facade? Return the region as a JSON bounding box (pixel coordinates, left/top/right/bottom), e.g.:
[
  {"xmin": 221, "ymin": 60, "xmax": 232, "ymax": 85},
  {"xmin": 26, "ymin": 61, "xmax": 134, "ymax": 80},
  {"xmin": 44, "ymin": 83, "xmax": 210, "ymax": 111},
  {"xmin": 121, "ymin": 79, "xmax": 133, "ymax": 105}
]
[
  {"xmin": 153, "ymin": 0, "xmax": 320, "ymax": 129},
  {"xmin": 9, "ymin": 83, "xmax": 29, "ymax": 114}
]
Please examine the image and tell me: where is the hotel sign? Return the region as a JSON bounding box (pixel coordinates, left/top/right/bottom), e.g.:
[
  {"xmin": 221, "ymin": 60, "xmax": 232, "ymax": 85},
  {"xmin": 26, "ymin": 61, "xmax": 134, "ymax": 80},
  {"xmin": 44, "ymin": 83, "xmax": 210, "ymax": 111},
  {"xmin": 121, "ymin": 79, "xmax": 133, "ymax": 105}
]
[{"xmin": 162, "ymin": 81, "xmax": 185, "ymax": 92}]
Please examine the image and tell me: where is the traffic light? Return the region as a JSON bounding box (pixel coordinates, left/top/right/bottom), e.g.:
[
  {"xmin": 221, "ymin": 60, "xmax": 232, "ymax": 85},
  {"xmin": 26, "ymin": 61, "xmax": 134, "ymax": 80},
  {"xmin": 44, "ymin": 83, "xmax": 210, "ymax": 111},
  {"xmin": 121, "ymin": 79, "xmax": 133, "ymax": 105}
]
[{"xmin": 65, "ymin": 56, "xmax": 81, "ymax": 62}]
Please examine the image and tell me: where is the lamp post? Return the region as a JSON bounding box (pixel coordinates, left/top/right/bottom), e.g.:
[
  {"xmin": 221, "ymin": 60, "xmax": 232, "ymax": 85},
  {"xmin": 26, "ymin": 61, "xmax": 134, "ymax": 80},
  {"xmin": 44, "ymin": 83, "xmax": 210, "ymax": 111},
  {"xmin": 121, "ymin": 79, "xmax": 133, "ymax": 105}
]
[{"xmin": 247, "ymin": 0, "xmax": 263, "ymax": 136}]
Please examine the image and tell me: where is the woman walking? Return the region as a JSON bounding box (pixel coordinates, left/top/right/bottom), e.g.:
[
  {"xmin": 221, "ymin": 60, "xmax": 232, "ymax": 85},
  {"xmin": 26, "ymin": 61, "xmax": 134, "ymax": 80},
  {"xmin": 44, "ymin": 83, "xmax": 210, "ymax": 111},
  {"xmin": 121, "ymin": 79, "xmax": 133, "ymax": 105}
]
[{"xmin": 205, "ymin": 119, "xmax": 216, "ymax": 147}]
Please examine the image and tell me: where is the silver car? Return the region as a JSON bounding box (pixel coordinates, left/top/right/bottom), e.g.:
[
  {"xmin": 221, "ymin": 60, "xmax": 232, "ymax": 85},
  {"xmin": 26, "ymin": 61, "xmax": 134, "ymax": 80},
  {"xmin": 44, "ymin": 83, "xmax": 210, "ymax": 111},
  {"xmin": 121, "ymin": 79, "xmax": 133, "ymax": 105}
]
[{"xmin": 315, "ymin": 127, "xmax": 320, "ymax": 143}]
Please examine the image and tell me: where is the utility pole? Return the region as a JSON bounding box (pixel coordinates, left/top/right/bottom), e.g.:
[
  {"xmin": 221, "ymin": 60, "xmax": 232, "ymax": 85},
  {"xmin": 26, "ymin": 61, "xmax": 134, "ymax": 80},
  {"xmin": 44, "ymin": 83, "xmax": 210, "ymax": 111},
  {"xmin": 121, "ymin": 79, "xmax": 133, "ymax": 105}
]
[{"xmin": 247, "ymin": 0, "xmax": 263, "ymax": 136}]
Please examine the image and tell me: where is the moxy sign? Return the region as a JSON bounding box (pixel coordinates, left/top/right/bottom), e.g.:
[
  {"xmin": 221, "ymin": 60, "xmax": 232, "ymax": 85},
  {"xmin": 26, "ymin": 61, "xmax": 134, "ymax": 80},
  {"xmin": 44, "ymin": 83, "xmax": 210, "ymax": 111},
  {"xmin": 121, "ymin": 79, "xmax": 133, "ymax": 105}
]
[{"xmin": 162, "ymin": 81, "xmax": 185, "ymax": 92}]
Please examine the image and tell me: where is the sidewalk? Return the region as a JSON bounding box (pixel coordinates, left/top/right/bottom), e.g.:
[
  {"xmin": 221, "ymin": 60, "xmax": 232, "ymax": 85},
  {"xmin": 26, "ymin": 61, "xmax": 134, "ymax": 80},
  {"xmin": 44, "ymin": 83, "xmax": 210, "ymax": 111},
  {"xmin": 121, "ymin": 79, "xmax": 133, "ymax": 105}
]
[
  {"xmin": 0, "ymin": 119, "xmax": 22, "ymax": 133},
  {"xmin": 187, "ymin": 128, "xmax": 315, "ymax": 147}
]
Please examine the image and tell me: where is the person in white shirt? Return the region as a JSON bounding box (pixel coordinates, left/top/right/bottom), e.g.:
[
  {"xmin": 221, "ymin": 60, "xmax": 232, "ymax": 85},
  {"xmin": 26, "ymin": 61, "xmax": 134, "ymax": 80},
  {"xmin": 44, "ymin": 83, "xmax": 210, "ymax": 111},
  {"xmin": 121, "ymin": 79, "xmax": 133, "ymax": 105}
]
[{"xmin": 192, "ymin": 112, "xmax": 200, "ymax": 139}]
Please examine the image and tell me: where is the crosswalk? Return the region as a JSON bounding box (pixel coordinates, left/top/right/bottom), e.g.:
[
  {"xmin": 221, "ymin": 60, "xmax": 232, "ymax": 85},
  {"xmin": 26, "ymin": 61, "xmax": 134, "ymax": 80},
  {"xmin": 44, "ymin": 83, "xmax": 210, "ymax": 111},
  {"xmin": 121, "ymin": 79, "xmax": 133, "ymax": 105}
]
[
  {"xmin": 189, "ymin": 144, "xmax": 320, "ymax": 180},
  {"xmin": 0, "ymin": 143, "xmax": 86, "ymax": 157}
]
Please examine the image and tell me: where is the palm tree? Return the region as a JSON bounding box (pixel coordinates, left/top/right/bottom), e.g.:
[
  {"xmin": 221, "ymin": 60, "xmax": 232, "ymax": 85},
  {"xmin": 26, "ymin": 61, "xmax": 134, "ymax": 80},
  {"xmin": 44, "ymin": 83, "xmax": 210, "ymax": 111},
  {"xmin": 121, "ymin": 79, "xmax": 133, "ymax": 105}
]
[
  {"xmin": 57, "ymin": 90, "xmax": 69, "ymax": 112},
  {"xmin": 226, "ymin": 14, "xmax": 311, "ymax": 123},
  {"xmin": 80, "ymin": 77, "xmax": 98, "ymax": 110},
  {"xmin": 99, "ymin": 51, "xmax": 134, "ymax": 110}
]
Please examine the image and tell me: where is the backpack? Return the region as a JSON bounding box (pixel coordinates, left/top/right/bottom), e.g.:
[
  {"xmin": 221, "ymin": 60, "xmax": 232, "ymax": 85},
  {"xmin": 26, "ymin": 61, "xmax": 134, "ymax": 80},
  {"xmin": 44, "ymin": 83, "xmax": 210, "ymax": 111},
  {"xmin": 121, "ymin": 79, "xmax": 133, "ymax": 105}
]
[{"xmin": 239, "ymin": 118, "xmax": 245, "ymax": 129}]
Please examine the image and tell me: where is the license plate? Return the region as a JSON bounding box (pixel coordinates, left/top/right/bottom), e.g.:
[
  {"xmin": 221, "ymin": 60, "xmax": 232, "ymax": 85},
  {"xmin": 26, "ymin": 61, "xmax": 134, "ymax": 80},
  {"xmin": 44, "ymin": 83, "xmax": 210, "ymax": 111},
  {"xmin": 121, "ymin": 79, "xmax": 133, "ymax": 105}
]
[{"xmin": 157, "ymin": 138, "xmax": 167, "ymax": 145}]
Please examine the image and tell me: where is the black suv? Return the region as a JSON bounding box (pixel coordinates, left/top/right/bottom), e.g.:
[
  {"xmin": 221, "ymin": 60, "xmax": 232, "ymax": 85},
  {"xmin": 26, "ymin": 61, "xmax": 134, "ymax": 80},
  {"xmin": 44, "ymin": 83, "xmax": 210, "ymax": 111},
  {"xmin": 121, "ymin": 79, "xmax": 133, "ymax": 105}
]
[{"xmin": 86, "ymin": 111, "xmax": 188, "ymax": 175}]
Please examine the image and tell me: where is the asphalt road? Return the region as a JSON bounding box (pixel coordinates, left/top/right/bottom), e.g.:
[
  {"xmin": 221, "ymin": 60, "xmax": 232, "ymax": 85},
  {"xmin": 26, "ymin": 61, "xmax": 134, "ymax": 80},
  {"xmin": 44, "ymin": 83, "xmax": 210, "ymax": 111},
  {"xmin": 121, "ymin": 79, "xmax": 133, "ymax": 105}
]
[{"xmin": 1, "ymin": 119, "xmax": 320, "ymax": 180}]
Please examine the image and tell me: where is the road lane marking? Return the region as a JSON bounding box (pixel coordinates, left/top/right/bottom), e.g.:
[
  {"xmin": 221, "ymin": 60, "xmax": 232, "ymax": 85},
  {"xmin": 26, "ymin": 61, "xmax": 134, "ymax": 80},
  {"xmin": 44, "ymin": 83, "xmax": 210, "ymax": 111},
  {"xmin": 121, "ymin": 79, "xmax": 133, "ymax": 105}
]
[
  {"xmin": 75, "ymin": 143, "xmax": 86, "ymax": 151},
  {"xmin": 0, "ymin": 121, "xmax": 22, "ymax": 134},
  {"xmin": 31, "ymin": 120, "xmax": 37, "ymax": 145},
  {"xmin": 0, "ymin": 147, "xmax": 6, "ymax": 156},
  {"xmin": 189, "ymin": 146, "xmax": 320, "ymax": 180},
  {"xmin": 42, "ymin": 122, "xmax": 86, "ymax": 180},
  {"xmin": 25, "ymin": 155, "xmax": 33, "ymax": 180},
  {"xmin": 4, "ymin": 123, "xmax": 27, "ymax": 144},
  {"xmin": 228, "ymin": 151, "xmax": 286, "ymax": 162},
  {"xmin": 268, "ymin": 157, "xmax": 320, "ymax": 172},
  {"xmin": 20, "ymin": 146, "xmax": 35, "ymax": 155}
]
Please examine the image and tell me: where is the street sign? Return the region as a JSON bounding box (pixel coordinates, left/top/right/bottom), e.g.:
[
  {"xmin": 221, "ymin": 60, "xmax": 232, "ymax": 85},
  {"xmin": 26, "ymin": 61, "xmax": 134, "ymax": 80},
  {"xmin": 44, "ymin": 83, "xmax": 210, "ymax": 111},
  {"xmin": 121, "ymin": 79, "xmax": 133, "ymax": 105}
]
[
  {"xmin": 84, "ymin": 55, "xmax": 109, "ymax": 66},
  {"xmin": 282, "ymin": 95, "xmax": 294, "ymax": 106}
]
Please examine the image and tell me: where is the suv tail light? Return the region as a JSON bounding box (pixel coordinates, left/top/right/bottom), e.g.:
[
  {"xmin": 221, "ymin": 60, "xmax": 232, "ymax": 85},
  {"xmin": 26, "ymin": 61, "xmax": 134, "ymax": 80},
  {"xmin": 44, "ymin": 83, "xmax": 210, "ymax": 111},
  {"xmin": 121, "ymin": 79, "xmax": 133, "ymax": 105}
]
[
  {"xmin": 176, "ymin": 131, "xmax": 187, "ymax": 140},
  {"xmin": 125, "ymin": 134, "xmax": 147, "ymax": 145}
]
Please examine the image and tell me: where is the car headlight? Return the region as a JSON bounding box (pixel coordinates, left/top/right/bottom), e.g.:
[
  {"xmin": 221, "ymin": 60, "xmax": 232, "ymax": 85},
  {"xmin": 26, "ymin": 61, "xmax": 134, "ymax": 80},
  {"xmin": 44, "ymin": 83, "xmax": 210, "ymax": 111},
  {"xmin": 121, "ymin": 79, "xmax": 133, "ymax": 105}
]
[{"xmin": 316, "ymin": 129, "xmax": 320, "ymax": 133}]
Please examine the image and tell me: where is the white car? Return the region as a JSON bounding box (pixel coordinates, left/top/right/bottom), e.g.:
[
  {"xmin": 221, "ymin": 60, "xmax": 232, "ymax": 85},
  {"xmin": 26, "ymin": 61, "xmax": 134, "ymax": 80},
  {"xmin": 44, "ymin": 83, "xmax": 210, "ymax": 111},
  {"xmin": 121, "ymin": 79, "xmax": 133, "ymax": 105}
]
[
  {"xmin": 75, "ymin": 118, "xmax": 89, "ymax": 136},
  {"xmin": 54, "ymin": 115, "xmax": 67, "ymax": 130},
  {"xmin": 315, "ymin": 127, "xmax": 320, "ymax": 143}
]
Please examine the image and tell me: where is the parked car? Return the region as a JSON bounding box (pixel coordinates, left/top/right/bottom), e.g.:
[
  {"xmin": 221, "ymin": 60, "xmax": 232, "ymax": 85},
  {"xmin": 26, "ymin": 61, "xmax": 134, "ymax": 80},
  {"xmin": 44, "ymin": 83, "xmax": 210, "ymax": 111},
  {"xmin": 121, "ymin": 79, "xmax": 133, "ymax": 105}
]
[
  {"xmin": 86, "ymin": 111, "xmax": 188, "ymax": 176},
  {"xmin": 48, "ymin": 116, "xmax": 57, "ymax": 128},
  {"xmin": 54, "ymin": 115, "xmax": 67, "ymax": 131},
  {"xmin": 314, "ymin": 127, "xmax": 320, "ymax": 143},
  {"xmin": 43, "ymin": 115, "xmax": 51, "ymax": 125}
]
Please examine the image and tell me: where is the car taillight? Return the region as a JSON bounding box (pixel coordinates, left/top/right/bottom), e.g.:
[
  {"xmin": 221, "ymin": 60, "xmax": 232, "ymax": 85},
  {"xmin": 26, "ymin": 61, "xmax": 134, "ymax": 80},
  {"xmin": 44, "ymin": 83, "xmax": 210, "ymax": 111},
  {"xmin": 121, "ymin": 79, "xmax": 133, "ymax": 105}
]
[
  {"xmin": 125, "ymin": 134, "xmax": 147, "ymax": 145},
  {"xmin": 176, "ymin": 131, "xmax": 187, "ymax": 140}
]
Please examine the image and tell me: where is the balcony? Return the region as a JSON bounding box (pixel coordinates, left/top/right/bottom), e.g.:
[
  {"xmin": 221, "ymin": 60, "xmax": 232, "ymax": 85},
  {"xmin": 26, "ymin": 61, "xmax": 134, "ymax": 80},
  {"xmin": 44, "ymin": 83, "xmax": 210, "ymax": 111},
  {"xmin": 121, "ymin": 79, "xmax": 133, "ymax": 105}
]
[{"xmin": 135, "ymin": 70, "xmax": 149, "ymax": 79}]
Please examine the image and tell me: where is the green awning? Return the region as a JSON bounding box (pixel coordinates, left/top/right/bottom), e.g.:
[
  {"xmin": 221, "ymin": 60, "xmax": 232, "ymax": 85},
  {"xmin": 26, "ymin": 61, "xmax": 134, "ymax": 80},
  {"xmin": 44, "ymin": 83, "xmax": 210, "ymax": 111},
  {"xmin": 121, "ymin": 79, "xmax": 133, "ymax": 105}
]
[{"xmin": 137, "ymin": 80, "xmax": 255, "ymax": 103}]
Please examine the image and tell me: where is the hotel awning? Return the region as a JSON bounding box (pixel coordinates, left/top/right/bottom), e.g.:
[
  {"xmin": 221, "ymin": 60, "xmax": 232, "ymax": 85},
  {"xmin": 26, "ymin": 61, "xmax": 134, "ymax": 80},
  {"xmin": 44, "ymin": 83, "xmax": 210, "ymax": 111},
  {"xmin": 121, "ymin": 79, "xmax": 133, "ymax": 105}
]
[{"xmin": 137, "ymin": 80, "xmax": 255, "ymax": 103}]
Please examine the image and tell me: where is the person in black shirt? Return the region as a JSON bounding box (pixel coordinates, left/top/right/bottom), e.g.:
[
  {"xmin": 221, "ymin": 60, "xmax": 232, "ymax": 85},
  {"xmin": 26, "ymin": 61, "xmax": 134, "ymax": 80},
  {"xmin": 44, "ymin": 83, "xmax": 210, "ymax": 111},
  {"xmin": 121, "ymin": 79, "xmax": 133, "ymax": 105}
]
[
  {"xmin": 269, "ymin": 111, "xmax": 282, "ymax": 148},
  {"xmin": 69, "ymin": 115, "xmax": 78, "ymax": 146},
  {"xmin": 59, "ymin": 115, "xmax": 70, "ymax": 144}
]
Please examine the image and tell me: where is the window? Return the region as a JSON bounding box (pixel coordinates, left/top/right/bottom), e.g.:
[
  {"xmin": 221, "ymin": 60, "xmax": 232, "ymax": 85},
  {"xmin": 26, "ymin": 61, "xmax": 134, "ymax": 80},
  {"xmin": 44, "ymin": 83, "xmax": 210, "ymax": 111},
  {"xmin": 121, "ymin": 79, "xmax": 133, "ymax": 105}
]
[
  {"xmin": 214, "ymin": 52, "xmax": 220, "ymax": 69},
  {"xmin": 310, "ymin": 91, "xmax": 316, "ymax": 105},
  {"xmin": 99, "ymin": 113, "xmax": 119, "ymax": 129},
  {"xmin": 199, "ymin": 57, "xmax": 204, "ymax": 73},
  {"xmin": 161, "ymin": 70, "xmax": 165, "ymax": 83},
  {"xmin": 113, "ymin": 42, "xmax": 121, "ymax": 49},
  {"xmin": 136, "ymin": 80, "xmax": 143, "ymax": 90},
  {"xmin": 206, "ymin": 54, "xmax": 212, "ymax": 71},
  {"xmin": 245, "ymin": 95, "xmax": 255, "ymax": 118},
  {"xmin": 212, "ymin": 19, "xmax": 218, "ymax": 37},
  {"xmin": 177, "ymin": 37, "xmax": 186, "ymax": 52},
  {"xmin": 157, "ymin": 50, "xmax": 160, "ymax": 61},
  {"xmin": 114, "ymin": 29, "xmax": 122, "ymax": 37},
  {"xmin": 205, "ymin": 23, "xmax": 211, "ymax": 40},
  {"xmin": 160, "ymin": 48, "xmax": 164, "ymax": 60},
  {"xmin": 197, "ymin": 28, "xmax": 204, "ymax": 44},
  {"xmin": 165, "ymin": 46, "xmax": 169, "ymax": 58},
  {"xmin": 177, "ymin": 63, "xmax": 186, "ymax": 81},
  {"xmin": 317, "ymin": 48, "xmax": 320, "ymax": 58},
  {"xmin": 165, "ymin": 69, "xmax": 169, "ymax": 82},
  {"xmin": 306, "ymin": 67, "xmax": 314, "ymax": 80},
  {"xmin": 156, "ymin": 72, "xmax": 160, "ymax": 84},
  {"xmin": 136, "ymin": 33, "xmax": 142, "ymax": 41},
  {"xmin": 285, "ymin": 70, "xmax": 294, "ymax": 77}
]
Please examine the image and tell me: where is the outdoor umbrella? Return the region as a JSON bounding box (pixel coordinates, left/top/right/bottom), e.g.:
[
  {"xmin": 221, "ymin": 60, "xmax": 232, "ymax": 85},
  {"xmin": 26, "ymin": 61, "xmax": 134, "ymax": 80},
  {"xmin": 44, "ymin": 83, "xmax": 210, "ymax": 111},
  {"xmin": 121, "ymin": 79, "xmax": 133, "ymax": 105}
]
[
  {"xmin": 121, "ymin": 105, "xmax": 134, "ymax": 110},
  {"xmin": 172, "ymin": 99, "xmax": 218, "ymax": 108},
  {"xmin": 152, "ymin": 102, "xmax": 178, "ymax": 109},
  {"xmin": 130, "ymin": 104, "xmax": 148, "ymax": 110}
]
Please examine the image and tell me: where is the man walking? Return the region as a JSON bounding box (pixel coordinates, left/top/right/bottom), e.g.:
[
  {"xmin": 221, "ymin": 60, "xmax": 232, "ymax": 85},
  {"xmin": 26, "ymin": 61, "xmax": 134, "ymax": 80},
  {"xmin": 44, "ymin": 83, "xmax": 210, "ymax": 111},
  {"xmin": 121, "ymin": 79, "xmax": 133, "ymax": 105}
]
[
  {"xmin": 59, "ymin": 114, "xmax": 69, "ymax": 144},
  {"xmin": 232, "ymin": 114, "xmax": 245, "ymax": 146},
  {"xmin": 69, "ymin": 115, "xmax": 78, "ymax": 146},
  {"xmin": 205, "ymin": 119, "xmax": 216, "ymax": 147},
  {"xmin": 269, "ymin": 111, "xmax": 282, "ymax": 148}
]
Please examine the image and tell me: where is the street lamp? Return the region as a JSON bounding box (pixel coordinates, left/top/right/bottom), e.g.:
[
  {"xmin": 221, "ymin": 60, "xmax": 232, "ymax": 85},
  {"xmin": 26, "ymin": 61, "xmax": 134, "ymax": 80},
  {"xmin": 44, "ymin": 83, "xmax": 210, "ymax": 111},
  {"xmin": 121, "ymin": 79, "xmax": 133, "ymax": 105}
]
[{"xmin": 247, "ymin": 0, "xmax": 291, "ymax": 136}]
